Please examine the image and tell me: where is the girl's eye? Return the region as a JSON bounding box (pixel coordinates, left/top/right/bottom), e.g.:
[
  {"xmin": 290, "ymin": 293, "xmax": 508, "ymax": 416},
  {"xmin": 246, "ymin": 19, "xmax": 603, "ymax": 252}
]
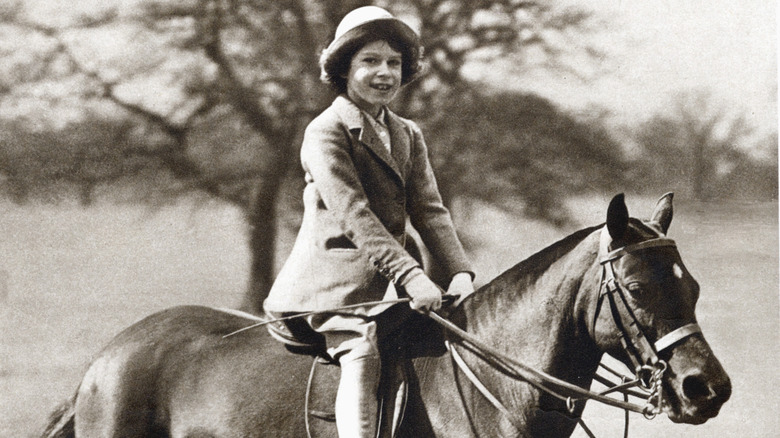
[{"xmin": 388, "ymin": 59, "xmax": 401, "ymax": 67}]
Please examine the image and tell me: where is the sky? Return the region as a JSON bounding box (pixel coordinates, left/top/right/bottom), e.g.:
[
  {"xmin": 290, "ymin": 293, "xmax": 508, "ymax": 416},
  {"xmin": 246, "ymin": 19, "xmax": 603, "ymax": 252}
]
[{"xmin": 526, "ymin": 0, "xmax": 777, "ymax": 139}]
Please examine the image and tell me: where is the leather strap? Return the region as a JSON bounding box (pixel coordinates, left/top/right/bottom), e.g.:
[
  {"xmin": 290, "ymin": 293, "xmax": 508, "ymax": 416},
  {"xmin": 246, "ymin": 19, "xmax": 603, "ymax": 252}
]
[
  {"xmin": 655, "ymin": 323, "xmax": 701, "ymax": 353},
  {"xmin": 447, "ymin": 342, "xmax": 516, "ymax": 422},
  {"xmin": 600, "ymin": 238, "xmax": 677, "ymax": 263}
]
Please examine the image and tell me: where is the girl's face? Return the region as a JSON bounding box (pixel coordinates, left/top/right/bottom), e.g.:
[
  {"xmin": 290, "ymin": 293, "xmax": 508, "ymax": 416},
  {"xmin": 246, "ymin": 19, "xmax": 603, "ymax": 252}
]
[{"xmin": 345, "ymin": 40, "xmax": 402, "ymax": 116}]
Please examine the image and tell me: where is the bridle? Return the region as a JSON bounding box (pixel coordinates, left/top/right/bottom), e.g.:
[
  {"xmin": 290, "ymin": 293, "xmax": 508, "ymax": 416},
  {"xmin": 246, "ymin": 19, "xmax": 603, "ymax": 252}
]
[
  {"xmin": 435, "ymin": 227, "xmax": 703, "ymax": 436},
  {"xmin": 595, "ymin": 230, "xmax": 701, "ymax": 407}
]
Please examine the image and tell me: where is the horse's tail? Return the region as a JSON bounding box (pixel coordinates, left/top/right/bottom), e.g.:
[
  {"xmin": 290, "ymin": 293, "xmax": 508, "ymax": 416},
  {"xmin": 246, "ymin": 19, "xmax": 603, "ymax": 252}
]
[{"xmin": 40, "ymin": 397, "xmax": 75, "ymax": 438}]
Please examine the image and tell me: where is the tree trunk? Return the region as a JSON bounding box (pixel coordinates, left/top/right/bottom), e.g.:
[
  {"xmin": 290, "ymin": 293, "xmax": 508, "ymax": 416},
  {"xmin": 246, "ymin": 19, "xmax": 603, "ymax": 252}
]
[
  {"xmin": 240, "ymin": 144, "xmax": 294, "ymax": 314},
  {"xmin": 240, "ymin": 179, "xmax": 280, "ymax": 313},
  {"xmin": 692, "ymin": 138, "xmax": 705, "ymax": 201}
]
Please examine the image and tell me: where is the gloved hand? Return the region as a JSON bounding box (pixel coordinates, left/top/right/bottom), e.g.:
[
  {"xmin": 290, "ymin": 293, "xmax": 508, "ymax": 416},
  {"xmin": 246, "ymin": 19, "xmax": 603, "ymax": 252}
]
[
  {"xmin": 444, "ymin": 271, "xmax": 475, "ymax": 307},
  {"xmin": 401, "ymin": 268, "xmax": 442, "ymax": 313}
]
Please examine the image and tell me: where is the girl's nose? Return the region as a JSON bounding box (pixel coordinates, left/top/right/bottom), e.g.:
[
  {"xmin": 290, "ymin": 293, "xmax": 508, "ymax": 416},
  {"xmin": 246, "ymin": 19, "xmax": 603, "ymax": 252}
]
[{"xmin": 376, "ymin": 61, "xmax": 391, "ymax": 75}]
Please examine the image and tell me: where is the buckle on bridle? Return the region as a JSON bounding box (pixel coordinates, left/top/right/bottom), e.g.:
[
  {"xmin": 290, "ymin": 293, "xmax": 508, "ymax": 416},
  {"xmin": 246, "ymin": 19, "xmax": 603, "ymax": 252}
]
[
  {"xmin": 636, "ymin": 360, "xmax": 667, "ymax": 390},
  {"xmin": 639, "ymin": 359, "xmax": 667, "ymax": 418}
]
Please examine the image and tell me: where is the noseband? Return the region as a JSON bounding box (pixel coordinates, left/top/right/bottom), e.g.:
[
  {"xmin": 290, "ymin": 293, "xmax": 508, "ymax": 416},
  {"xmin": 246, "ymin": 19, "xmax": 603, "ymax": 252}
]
[{"xmin": 595, "ymin": 229, "xmax": 702, "ymax": 413}]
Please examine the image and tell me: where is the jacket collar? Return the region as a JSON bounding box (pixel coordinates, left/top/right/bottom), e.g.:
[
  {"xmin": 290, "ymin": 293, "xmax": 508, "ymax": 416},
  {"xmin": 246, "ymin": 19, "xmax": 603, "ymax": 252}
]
[{"xmin": 331, "ymin": 95, "xmax": 409, "ymax": 182}]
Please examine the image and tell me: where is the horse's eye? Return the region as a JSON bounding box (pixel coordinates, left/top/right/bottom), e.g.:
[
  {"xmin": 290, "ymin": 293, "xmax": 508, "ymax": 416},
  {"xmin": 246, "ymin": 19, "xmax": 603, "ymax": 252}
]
[{"xmin": 625, "ymin": 282, "xmax": 643, "ymax": 295}]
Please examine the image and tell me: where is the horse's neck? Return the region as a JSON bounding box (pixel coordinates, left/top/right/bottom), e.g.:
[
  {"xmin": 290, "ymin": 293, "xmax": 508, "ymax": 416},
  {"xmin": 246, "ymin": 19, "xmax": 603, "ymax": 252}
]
[
  {"xmin": 440, "ymin": 231, "xmax": 604, "ymax": 435},
  {"xmin": 465, "ymin": 233, "xmax": 601, "ymax": 371}
]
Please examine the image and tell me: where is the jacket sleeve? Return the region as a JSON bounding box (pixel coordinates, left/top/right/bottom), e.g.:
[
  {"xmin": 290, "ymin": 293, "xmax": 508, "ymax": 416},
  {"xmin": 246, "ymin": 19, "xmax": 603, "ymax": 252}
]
[
  {"xmin": 405, "ymin": 121, "xmax": 474, "ymax": 280},
  {"xmin": 300, "ymin": 116, "xmax": 421, "ymax": 285}
]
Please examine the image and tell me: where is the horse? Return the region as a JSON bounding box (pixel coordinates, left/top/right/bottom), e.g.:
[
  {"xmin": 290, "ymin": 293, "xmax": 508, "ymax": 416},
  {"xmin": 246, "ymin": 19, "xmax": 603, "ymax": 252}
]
[{"xmin": 41, "ymin": 193, "xmax": 731, "ymax": 437}]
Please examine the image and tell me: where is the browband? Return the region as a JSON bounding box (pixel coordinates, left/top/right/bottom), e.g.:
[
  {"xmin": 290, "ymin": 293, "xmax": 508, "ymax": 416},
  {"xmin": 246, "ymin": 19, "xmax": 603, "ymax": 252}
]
[{"xmin": 600, "ymin": 236, "xmax": 677, "ymax": 264}]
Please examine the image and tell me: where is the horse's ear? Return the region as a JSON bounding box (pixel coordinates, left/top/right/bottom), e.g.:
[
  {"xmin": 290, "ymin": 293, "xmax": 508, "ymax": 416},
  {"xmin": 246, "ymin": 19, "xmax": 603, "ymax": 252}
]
[
  {"xmin": 650, "ymin": 192, "xmax": 674, "ymax": 234},
  {"xmin": 606, "ymin": 193, "xmax": 629, "ymax": 240}
]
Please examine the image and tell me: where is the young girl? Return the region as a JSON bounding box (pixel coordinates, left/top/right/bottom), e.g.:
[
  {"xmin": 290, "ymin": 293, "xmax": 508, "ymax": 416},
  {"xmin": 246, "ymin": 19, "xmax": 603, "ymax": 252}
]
[{"xmin": 264, "ymin": 6, "xmax": 474, "ymax": 437}]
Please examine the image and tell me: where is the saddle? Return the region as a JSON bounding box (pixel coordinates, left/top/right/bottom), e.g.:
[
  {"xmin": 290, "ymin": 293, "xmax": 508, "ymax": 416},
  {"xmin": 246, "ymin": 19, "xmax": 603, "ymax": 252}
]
[{"xmin": 266, "ymin": 304, "xmax": 447, "ymax": 438}]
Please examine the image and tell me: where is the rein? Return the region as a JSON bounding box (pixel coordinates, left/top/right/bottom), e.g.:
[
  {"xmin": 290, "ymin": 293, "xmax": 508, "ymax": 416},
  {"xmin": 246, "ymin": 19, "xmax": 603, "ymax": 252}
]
[
  {"xmin": 221, "ymin": 298, "xmax": 414, "ymax": 339},
  {"xmin": 432, "ymin": 312, "xmax": 653, "ymax": 414}
]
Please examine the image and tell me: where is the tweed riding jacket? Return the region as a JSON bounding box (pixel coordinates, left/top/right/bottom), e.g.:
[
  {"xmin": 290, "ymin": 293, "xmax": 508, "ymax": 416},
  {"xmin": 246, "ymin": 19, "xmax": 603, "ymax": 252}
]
[{"xmin": 264, "ymin": 95, "xmax": 471, "ymax": 316}]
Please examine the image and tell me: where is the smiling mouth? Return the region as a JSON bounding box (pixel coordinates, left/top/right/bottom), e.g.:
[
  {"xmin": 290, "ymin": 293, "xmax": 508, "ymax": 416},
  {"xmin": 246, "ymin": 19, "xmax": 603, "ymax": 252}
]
[{"xmin": 371, "ymin": 84, "xmax": 393, "ymax": 91}]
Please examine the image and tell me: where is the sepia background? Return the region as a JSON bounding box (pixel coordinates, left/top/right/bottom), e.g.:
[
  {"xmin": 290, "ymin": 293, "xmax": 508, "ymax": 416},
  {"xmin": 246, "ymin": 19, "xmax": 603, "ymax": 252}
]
[{"xmin": 1, "ymin": 0, "xmax": 777, "ymax": 436}]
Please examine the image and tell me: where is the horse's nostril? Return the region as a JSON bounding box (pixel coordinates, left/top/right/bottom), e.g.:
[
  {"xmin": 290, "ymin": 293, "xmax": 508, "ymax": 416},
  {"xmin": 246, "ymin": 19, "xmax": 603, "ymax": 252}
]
[{"xmin": 682, "ymin": 375, "xmax": 713, "ymax": 401}]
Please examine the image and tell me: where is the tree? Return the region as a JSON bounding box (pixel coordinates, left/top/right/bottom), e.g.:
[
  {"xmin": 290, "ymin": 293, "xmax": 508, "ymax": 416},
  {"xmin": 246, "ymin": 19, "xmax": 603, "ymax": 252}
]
[
  {"xmin": 424, "ymin": 91, "xmax": 625, "ymax": 226},
  {"xmin": 713, "ymin": 131, "xmax": 778, "ymax": 201},
  {"xmin": 0, "ymin": 117, "xmax": 142, "ymax": 204},
  {"xmin": 634, "ymin": 90, "xmax": 767, "ymax": 201},
  {"xmin": 1, "ymin": 0, "xmax": 618, "ymax": 313}
]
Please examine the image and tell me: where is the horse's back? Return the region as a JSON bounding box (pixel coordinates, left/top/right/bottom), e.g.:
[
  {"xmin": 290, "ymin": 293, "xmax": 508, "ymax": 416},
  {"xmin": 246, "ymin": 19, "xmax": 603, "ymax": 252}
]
[{"xmin": 74, "ymin": 305, "xmax": 311, "ymax": 437}]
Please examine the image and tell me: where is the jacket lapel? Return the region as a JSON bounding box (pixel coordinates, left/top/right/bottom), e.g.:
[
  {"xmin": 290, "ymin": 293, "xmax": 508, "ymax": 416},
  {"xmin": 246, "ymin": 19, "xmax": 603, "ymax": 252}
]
[
  {"xmin": 386, "ymin": 111, "xmax": 411, "ymax": 180},
  {"xmin": 332, "ymin": 96, "xmax": 405, "ymax": 183}
]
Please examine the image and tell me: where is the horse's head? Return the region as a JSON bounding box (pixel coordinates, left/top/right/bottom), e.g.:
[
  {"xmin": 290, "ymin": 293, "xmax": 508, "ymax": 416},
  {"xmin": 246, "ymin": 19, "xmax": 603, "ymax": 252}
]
[{"xmin": 590, "ymin": 193, "xmax": 731, "ymax": 424}]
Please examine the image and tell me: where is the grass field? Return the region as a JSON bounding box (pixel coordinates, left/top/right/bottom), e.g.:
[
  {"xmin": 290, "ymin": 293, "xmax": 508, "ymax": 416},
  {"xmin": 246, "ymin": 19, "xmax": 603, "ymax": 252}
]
[{"xmin": 1, "ymin": 195, "xmax": 777, "ymax": 437}]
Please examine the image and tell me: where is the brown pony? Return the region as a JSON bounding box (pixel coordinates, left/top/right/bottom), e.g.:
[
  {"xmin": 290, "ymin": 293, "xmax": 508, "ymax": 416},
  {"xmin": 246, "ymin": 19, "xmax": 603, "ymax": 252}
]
[{"xmin": 42, "ymin": 194, "xmax": 730, "ymax": 437}]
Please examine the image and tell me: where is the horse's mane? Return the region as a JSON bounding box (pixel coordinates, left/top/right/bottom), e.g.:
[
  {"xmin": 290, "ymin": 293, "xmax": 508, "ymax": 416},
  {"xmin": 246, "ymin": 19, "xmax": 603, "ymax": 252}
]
[
  {"xmin": 490, "ymin": 224, "xmax": 604, "ymax": 287},
  {"xmin": 463, "ymin": 223, "xmax": 606, "ymax": 323},
  {"xmin": 489, "ymin": 218, "xmax": 660, "ymax": 289}
]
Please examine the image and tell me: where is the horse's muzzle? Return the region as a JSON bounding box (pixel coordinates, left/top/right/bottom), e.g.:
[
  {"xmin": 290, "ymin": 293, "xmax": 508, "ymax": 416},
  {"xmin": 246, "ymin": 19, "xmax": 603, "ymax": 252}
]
[{"xmin": 664, "ymin": 337, "xmax": 732, "ymax": 424}]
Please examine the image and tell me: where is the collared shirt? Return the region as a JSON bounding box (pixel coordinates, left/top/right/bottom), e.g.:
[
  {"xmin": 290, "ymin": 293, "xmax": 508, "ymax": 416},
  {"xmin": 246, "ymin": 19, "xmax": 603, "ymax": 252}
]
[{"xmin": 363, "ymin": 106, "xmax": 391, "ymax": 154}]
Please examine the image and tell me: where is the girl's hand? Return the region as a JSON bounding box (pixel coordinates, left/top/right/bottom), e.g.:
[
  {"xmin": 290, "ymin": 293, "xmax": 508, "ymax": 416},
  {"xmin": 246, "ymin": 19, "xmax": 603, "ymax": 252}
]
[
  {"xmin": 445, "ymin": 272, "xmax": 475, "ymax": 307},
  {"xmin": 402, "ymin": 270, "xmax": 442, "ymax": 313}
]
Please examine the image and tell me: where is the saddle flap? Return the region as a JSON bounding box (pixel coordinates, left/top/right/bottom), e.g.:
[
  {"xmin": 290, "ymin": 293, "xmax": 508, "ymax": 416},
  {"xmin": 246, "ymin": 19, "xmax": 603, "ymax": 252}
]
[{"xmin": 266, "ymin": 312, "xmax": 328, "ymax": 357}]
